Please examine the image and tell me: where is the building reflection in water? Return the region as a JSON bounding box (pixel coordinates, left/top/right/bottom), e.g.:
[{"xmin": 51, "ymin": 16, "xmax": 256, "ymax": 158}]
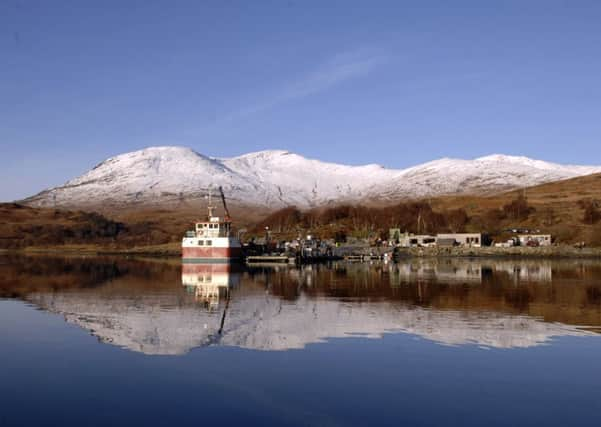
[
  {"xmin": 1, "ymin": 255, "xmax": 600, "ymax": 355},
  {"xmin": 387, "ymin": 259, "xmax": 553, "ymax": 287}
]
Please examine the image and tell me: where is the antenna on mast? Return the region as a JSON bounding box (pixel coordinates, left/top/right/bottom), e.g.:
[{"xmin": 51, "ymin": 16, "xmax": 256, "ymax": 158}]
[{"xmin": 207, "ymin": 186, "xmax": 215, "ymax": 218}]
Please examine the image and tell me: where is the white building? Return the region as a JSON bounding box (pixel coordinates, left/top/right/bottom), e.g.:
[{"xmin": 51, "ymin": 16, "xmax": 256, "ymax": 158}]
[
  {"xmin": 397, "ymin": 233, "xmax": 437, "ymax": 247},
  {"xmin": 518, "ymin": 234, "xmax": 552, "ymax": 247},
  {"xmin": 436, "ymin": 233, "xmax": 482, "ymax": 247}
]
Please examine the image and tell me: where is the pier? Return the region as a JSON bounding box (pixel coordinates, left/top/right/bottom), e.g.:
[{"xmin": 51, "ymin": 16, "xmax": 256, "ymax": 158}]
[{"xmin": 246, "ymin": 255, "xmax": 294, "ymax": 264}]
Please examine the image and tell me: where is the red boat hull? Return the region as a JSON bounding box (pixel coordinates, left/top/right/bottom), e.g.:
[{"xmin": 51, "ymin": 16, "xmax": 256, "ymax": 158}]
[{"xmin": 182, "ymin": 246, "xmax": 243, "ymax": 262}]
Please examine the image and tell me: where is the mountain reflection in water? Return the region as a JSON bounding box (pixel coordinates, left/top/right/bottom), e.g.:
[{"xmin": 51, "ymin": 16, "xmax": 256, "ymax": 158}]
[{"xmin": 1, "ymin": 255, "xmax": 600, "ymax": 355}]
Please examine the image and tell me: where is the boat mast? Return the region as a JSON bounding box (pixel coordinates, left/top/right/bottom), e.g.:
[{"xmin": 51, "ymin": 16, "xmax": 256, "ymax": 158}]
[
  {"xmin": 219, "ymin": 186, "xmax": 231, "ymax": 221},
  {"xmin": 207, "ymin": 187, "xmax": 215, "ymax": 218}
]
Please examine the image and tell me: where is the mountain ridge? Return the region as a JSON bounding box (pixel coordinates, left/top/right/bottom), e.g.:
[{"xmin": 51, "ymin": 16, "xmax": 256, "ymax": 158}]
[{"xmin": 22, "ymin": 146, "xmax": 601, "ymax": 210}]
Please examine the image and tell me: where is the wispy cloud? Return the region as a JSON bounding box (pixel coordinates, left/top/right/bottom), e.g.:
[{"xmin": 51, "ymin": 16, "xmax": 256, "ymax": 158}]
[{"xmin": 220, "ymin": 48, "xmax": 387, "ymax": 122}]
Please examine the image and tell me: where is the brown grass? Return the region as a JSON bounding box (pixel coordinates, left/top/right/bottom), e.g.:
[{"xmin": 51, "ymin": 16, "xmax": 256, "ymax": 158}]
[{"xmin": 5, "ymin": 173, "xmax": 601, "ymax": 248}]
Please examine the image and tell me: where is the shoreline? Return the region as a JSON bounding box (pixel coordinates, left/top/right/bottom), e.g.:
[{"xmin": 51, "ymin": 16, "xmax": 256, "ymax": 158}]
[
  {"xmin": 2, "ymin": 244, "xmax": 601, "ymax": 260},
  {"xmin": 393, "ymin": 245, "xmax": 601, "ymax": 259},
  {"xmin": 0, "ymin": 246, "xmax": 181, "ymax": 257}
]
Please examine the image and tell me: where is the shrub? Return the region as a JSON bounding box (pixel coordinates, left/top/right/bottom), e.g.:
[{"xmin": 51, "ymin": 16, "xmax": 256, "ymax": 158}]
[
  {"xmin": 589, "ymin": 224, "xmax": 601, "ymax": 247},
  {"xmin": 482, "ymin": 208, "xmax": 506, "ymax": 232},
  {"xmin": 580, "ymin": 200, "xmax": 601, "ymax": 225},
  {"xmin": 502, "ymin": 193, "xmax": 534, "ymax": 221},
  {"xmin": 445, "ymin": 208, "xmax": 469, "ymax": 233}
]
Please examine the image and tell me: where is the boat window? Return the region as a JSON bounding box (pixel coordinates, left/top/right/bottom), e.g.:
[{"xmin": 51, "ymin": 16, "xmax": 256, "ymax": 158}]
[
  {"xmin": 198, "ymin": 240, "xmax": 204, "ymax": 245},
  {"xmin": 206, "ymin": 240, "xmax": 212, "ymax": 246}
]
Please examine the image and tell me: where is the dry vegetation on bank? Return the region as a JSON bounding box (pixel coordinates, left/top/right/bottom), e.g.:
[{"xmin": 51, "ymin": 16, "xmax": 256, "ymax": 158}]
[
  {"xmin": 0, "ymin": 203, "xmax": 261, "ymax": 252},
  {"xmin": 252, "ymin": 173, "xmax": 601, "ymax": 246},
  {"xmin": 0, "ymin": 203, "xmax": 179, "ymax": 250},
  {"xmin": 3, "ymin": 172, "xmax": 601, "ymax": 250}
]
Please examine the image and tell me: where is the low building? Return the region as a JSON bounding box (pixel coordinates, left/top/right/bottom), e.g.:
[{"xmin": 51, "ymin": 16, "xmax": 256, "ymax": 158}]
[
  {"xmin": 518, "ymin": 234, "xmax": 552, "ymax": 247},
  {"xmin": 436, "ymin": 237, "xmax": 457, "ymax": 247},
  {"xmin": 390, "ymin": 231, "xmax": 486, "ymax": 248},
  {"xmin": 436, "ymin": 233, "xmax": 482, "ymax": 247},
  {"xmin": 495, "ymin": 239, "xmax": 516, "ymax": 248},
  {"xmin": 398, "ymin": 233, "xmax": 437, "ymax": 247}
]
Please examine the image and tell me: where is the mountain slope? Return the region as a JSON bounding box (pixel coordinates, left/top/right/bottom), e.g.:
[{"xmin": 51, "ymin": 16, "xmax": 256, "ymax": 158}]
[
  {"xmin": 369, "ymin": 154, "xmax": 601, "ymax": 199},
  {"xmin": 22, "ymin": 146, "xmax": 601, "ymax": 209}
]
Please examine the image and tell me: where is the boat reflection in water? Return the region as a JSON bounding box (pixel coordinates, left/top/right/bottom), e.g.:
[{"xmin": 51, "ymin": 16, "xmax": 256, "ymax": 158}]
[
  {"xmin": 181, "ymin": 263, "xmax": 240, "ymax": 309},
  {"xmin": 2, "ymin": 256, "xmax": 600, "ymax": 355}
]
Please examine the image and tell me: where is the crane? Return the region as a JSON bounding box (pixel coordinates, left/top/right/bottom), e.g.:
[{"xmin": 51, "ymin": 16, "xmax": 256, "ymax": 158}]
[{"xmin": 218, "ymin": 186, "xmax": 231, "ymax": 220}]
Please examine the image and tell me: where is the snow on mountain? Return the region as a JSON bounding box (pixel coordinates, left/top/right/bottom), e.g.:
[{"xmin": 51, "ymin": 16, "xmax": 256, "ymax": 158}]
[
  {"xmin": 221, "ymin": 149, "xmax": 399, "ymax": 205},
  {"xmin": 369, "ymin": 154, "xmax": 601, "ymax": 199},
  {"xmin": 22, "ymin": 146, "xmax": 601, "ymax": 209}
]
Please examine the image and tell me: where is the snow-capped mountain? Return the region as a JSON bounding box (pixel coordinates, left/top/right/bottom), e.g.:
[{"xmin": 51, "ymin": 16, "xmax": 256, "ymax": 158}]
[{"xmin": 22, "ymin": 146, "xmax": 601, "ymax": 209}]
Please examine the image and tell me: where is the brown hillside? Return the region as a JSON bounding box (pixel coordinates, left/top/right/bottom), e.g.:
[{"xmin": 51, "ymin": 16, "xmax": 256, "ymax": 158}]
[
  {"xmin": 0, "ymin": 202, "xmax": 264, "ymax": 250},
  {"xmin": 4, "ymin": 173, "xmax": 601, "ymax": 249},
  {"xmin": 250, "ymin": 173, "xmax": 601, "ymax": 245},
  {"xmin": 428, "ymin": 173, "xmax": 601, "ymax": 244}
]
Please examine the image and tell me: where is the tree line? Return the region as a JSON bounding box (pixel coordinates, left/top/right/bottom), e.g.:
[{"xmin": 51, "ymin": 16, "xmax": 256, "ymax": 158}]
[{"xmin": 251, "ymin": 193, "xmax": 542, "ymax": 240}]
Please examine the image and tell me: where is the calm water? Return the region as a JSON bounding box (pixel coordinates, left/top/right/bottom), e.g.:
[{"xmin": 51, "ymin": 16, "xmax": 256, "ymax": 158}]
[{"xmin": 1, "ymin": 255, "xmax": 601, "ymax": 426}]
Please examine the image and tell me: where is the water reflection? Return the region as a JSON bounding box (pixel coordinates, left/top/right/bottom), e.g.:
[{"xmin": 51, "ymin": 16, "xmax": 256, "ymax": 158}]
[
  {"xmin": 181, "ymin": 263, "xmax": 239, "ymax": 308},
  {"xmin": 390, "ymin": 259, "xmax": 553, "ymax": 284},
  {"xmin": 1, "ymin": 255, "xmax": 600, "ymax": 355}
]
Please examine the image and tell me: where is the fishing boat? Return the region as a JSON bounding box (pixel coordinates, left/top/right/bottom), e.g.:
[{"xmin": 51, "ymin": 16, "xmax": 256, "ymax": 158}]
[{"xmin": 182, "ymin": 187, "xmax": 243, "ymax": 263}]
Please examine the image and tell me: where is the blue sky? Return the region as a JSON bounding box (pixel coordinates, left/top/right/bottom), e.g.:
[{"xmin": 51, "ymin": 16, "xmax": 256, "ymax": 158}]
[{"xmin": 1, "ymin": 0, "xmax": 601, "ymax": 201}]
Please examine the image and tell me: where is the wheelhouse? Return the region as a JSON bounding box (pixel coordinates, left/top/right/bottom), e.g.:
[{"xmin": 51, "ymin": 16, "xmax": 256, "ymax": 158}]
[{"xmin": 194, "ymin": 218, "xmax": 232, "ymax": 238}]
